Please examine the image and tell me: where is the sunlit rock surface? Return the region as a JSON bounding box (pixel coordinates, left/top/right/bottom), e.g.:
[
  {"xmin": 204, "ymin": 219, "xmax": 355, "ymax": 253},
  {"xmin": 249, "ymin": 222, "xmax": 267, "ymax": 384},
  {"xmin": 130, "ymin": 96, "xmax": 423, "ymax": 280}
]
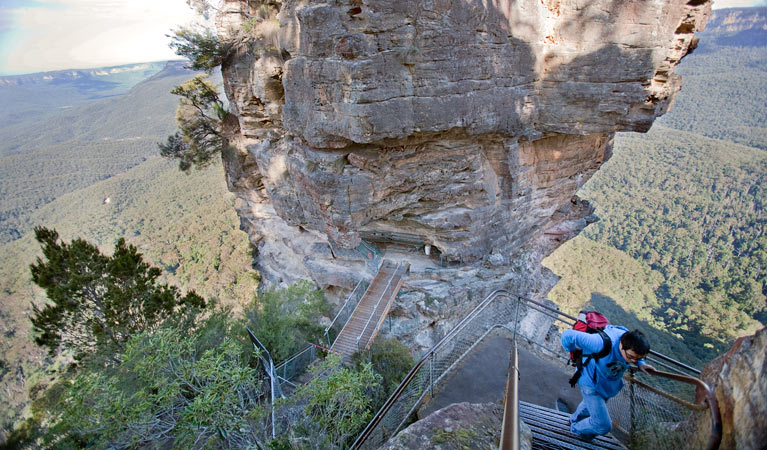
[{"xmin": 699, "ymin": 326, "xmax": 767, "ymax": 450}]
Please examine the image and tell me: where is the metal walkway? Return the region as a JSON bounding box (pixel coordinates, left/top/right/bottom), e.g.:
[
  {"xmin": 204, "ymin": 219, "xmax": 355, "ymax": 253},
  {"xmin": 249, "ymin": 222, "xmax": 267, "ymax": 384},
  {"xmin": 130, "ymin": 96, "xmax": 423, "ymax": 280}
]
[
  {"xmin": 519, "ymin": 401, "xmax": 625, "ymax": 450},
  {"xmin": 330, "ymin": 259, "xmax": 409, "ymax": 359}
]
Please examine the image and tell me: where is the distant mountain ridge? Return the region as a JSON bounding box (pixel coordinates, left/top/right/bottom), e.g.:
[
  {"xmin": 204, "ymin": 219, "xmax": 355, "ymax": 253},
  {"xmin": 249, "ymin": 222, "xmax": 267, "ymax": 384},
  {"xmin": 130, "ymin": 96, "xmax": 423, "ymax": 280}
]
[
  {"xmin": 0, "ymin": 61, "xmax": 172, "ymax": 87},
  {"xmin": 0, "ymin": 60, "xmax": 179, "ymax": 128},
  {"xmin": 698, "ymin": 6, "xmax": 767, "ymax": 49}
]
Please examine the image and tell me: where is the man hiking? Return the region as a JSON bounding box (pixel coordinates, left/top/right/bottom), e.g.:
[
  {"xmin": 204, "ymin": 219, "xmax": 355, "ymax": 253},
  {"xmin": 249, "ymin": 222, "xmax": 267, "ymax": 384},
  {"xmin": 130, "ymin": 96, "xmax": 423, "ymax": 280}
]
[{"xmin": 561, "ymin": 326, "xmax": 655, "ymax": 440}]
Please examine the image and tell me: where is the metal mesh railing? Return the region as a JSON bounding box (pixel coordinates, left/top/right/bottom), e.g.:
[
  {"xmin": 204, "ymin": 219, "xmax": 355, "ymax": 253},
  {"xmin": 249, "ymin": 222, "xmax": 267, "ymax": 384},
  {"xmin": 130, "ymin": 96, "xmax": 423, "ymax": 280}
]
[
  {"xmin": 352, "ymin": 290, "xmax": 540, "ymax": 450},
  {"xmin": 610, "ymin": 368, "xmax": 720, "ymax": 450},
  {"xmin": 356, "ymin": 239, "xmax": 383, "ymax": 275},
  {"xmin": 274, "ymin": 344, "xmax": 317, "ymax": 388}
]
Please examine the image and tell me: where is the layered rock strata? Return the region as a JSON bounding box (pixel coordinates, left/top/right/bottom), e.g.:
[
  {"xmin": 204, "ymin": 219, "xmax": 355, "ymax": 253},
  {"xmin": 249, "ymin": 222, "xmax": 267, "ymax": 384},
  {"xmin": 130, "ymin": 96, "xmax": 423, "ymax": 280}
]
[{"xmin": 216, "ymin": 0, "xmax": 711, "ymax": 348}]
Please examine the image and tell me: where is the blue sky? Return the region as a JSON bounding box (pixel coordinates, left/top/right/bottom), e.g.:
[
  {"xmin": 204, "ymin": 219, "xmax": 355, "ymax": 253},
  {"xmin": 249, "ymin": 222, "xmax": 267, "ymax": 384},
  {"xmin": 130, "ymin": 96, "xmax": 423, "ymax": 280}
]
[{"xmin": 0, "ymin": 0, "xmax": 764, "ymax": 76}]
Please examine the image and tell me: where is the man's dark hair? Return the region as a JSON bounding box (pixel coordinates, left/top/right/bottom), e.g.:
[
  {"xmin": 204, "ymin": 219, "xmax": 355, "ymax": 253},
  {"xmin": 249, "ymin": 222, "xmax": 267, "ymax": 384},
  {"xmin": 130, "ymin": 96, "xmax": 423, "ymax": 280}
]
[{"xmin": 620, "ymin": 329, "xmax": 650, "ymax": 355}]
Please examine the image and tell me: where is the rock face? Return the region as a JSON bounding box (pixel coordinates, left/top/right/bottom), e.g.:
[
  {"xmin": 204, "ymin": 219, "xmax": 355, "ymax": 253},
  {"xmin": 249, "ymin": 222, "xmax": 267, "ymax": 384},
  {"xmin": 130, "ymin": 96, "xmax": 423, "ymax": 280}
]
[
  {"xmin": 379, "ymin": 402, "xmax": 532, "ymax": 450},
  {"xmin": 699, "ymin": 326, "xmax": 767, "ymax": 450},
  {"xmin": 216, "ymin": 0, "xmax": 711, "ymax": 347}
]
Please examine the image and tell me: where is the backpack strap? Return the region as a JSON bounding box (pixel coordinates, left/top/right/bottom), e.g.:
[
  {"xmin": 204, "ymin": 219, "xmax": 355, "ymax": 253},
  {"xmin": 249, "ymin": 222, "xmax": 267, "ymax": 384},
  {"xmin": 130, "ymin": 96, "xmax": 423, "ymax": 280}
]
[{"xmin": 569, "ymin": 330, "xmax": 612, "ymax": 388}]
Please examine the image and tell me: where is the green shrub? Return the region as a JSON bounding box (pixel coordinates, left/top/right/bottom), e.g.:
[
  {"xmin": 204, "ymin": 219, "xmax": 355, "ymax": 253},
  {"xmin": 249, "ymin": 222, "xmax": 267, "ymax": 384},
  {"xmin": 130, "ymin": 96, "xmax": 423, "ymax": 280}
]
[
  {"xmin": 281, "ymin": 354, "xmax": 381, "ymax": 449},
  {"xmin": 242, "ymin": 281, "xmax": 330, "ymax": 364},
  {"xmin": 351, "ymin": 338, "xmax": 414, "ymax": 410},
  {"xmin": 44, "ymin": 326, "xmax": 268, "ymax": 449}
]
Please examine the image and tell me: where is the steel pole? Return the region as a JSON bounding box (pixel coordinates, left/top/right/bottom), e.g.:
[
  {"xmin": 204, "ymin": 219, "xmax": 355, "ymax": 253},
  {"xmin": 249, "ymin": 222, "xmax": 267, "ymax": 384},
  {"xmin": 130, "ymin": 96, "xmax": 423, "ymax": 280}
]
[{"xmin": 500, "ymin": 343, "xmax": 519, "ymax": 450}]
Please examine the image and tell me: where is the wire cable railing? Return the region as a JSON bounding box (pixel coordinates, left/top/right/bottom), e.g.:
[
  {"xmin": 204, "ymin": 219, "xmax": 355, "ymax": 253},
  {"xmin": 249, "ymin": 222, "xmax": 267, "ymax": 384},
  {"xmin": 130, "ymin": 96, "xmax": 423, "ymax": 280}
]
[{"xmin": 351, "ymin": 290, "xmax": 721, "ymax": 450}]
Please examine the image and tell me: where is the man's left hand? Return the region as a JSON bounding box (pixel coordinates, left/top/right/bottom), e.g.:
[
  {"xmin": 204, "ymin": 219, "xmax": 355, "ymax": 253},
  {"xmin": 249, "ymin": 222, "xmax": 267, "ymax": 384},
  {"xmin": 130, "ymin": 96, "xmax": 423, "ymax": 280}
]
[{"xmin": 639, "ymin": 364, "xmax": 656, "ymax": 374}]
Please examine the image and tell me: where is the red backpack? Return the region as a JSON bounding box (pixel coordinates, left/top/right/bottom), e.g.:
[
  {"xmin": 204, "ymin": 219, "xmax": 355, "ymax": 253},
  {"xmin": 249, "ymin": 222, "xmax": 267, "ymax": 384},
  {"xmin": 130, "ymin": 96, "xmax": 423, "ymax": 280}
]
[{"xmin": 568, "ymin": 311, "xmax": 612, "ymax": 387}]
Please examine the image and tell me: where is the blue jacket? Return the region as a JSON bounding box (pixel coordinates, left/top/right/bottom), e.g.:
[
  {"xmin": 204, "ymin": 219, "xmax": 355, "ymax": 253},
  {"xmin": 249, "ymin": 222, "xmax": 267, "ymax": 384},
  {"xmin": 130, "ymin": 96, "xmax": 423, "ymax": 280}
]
[{"xmin": 561, "ymin": 325, "xmax": 646, "ymax": 399}]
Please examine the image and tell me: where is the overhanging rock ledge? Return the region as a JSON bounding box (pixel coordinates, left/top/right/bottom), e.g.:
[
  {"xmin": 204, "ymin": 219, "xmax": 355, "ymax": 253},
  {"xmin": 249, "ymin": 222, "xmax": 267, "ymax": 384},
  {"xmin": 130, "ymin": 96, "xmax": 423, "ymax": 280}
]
[{"xmin": 216, "ymin": 0, "xmax": 712, "ymax": 351}]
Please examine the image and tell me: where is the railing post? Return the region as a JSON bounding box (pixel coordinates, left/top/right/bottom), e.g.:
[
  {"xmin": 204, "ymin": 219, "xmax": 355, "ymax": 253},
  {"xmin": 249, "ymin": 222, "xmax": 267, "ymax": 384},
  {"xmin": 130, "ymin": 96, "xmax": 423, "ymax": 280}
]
[
  {"xmin": 629, "ymin": 369, "xmax": 636, "ymax": 442},
  {"xmin": 269, "ymin": 359, "xmax": 276, "ymax": 438},
  {"xmin": 500, "ymin": 342, "xmax": 519, "ymax": 450},
  {"xmin": 513, "ymin": 295, "xmax": 521, "ymax": 342}
]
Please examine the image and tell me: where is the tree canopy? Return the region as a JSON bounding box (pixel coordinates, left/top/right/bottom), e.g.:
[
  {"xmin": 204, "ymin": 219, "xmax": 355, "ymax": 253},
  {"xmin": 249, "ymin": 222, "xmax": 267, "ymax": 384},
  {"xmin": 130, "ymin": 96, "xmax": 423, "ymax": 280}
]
[
  {"xmin": 45, "ymin": 327, "xmax": 268, "ymax": 449},
  {"xmin": 29, "ymin": 227, "xmax": 206, "ymax": 362},
  {"xmin": 169, "ymin": 26, "xmax": 231, "ymax": 72},
  {"xmin": 159, "ymin": 75, "xmax": 229, "ymax": 172}
]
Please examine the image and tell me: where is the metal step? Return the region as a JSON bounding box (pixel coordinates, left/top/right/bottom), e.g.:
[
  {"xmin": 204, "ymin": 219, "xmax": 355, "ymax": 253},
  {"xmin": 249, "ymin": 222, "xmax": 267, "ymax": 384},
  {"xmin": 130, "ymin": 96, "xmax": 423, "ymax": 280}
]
[
  {"xmin": 519, "ymin": 401, "xmax": 626, "ymax": 450},
  {"xmin": 330, "ymin": 260, "xmax": 409, "ymax": 358}
]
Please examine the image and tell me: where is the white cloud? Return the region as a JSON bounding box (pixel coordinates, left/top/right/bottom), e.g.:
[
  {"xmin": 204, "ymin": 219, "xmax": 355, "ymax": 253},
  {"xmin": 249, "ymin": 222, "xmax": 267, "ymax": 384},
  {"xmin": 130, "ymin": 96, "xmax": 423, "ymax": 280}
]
[
  {"xmin": 1, "ymin": 0, "xmax": 207, "ymax": 74},
  {"xmin": 713, "ymin": 0, "xmax": 767, "ymax": 8}
]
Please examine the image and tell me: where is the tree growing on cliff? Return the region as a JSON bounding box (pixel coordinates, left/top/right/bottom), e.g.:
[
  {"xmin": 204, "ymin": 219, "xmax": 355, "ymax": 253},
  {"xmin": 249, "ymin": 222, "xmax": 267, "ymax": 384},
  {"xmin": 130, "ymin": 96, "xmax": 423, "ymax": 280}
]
[
  {"xmin": 29, "ymin": 227, "xmax": 207, "ymax": 362},
  {"xmin": 169, "ymin": 26, "xmax": 231, "ymax": 72},
  {"xmin": 159, "ymin": 75, "xmax": 230, "ymax": 172}
]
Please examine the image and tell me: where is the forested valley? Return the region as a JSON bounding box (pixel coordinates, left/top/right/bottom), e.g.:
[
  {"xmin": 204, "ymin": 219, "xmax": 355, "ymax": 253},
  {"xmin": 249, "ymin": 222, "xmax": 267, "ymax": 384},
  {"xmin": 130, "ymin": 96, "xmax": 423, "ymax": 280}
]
[
  {"xmin": 0, "ymin": 61, "xmax": 260, "ymax": 435},
  {"xmin": 544, "ymin": 7, "xmax": 767, "ymax": 367}
]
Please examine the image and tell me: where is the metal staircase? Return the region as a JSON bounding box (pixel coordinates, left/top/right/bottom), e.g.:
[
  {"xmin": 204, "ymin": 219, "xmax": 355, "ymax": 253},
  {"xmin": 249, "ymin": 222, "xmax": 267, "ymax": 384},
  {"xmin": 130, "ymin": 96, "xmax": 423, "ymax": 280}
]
[
  {"xmin": 330, "ymin": 259, "xmax": 409, "ymax": 359},
  {"xmin": 518, "ymin": 401, "xmax": 625, "ymax": 450},
  {"xmin": 352, "ymin": 290, "xmax": 721, "ymax": 450}
]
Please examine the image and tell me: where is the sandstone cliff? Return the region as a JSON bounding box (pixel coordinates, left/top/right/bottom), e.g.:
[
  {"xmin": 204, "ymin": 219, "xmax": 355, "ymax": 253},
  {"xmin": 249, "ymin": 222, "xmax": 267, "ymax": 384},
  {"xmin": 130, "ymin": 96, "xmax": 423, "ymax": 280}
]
[
  {"xmin": 699, "ymin": 325, "xmax": 767, "ymax": 450},
  {"xmin": 215, "ymin": 0, "xmax": 711, "ymax": 349}
]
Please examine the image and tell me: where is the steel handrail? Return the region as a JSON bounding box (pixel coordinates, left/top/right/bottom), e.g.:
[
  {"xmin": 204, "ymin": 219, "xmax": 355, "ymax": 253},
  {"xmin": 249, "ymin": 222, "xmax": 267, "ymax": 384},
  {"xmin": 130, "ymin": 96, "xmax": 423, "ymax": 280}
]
[
  {"xmin": 351, "ymin": 289, "xmax": 515, "ymax": 449},
  {"xmin": 246, "ymin": 327, "xmax": 281, "ymax": 438},
  {"xmin": 500, "ymin": 342, "xmax": 520, "ymax": 450},
  {"xmin": 356, "ymin": 261, "xmax": 402, "ymax": 350},
  {"xmin": 631, "ymin": 367, "xmax": 722, "ymax": 450}
]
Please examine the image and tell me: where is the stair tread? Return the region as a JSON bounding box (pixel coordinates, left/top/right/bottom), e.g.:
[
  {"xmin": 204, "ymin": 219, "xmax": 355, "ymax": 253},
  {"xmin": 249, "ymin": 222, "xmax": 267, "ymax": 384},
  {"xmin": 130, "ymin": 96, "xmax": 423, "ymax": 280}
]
[{"xmin": 519, "ymin": 402, "xmax": 625, "ymax": 450}]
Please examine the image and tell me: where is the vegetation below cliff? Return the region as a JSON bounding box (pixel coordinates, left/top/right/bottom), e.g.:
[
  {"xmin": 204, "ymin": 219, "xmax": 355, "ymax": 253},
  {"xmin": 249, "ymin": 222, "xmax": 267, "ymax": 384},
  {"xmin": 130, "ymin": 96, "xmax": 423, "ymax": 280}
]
[
  {"xmin": 545, "ymin": 20, "xmax": 767, "ymax": 367},
  {"xmin": 0, "ymin": 63, "xmax": 258, "ymax": 434}
]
